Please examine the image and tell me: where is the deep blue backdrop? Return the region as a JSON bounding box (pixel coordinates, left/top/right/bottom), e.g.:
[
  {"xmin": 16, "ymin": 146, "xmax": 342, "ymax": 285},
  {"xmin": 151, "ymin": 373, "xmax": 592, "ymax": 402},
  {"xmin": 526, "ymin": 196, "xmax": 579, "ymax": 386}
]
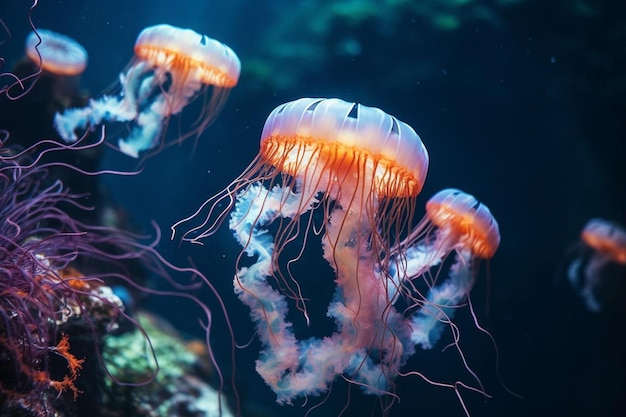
[{"xmin": 1, "ymin": 1, "xmax": 625, "ymax": 416}]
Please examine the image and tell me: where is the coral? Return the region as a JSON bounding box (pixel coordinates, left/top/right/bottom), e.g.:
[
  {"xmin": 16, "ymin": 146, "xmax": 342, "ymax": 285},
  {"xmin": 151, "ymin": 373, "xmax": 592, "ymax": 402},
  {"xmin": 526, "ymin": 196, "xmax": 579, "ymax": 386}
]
[
  {"xmin": 101, "ymin": 311, "xmax": 234, "ymax": 417},
  {"xmin": 48, "ymin": 334, "xmax": 85, "ymax": 400}
]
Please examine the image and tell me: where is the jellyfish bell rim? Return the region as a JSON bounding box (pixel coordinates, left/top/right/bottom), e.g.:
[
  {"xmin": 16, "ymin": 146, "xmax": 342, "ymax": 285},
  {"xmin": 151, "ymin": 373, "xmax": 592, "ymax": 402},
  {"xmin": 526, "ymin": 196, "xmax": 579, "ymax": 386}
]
[
  {"xmin": 133, "ymin": 23, "xmax": 241, "ymax": 88},
  {"xmin": 25, "ymin": 29, "xmax": 88, "ymax": 76},
  {"xmin": 426, "ymin": 188, "xmax": 501, "ymax": 258},
  {"xmin": 258, "ymin": 97, "xmax": 429, "ymax": 198},
  {"xmin": 581, "ymin": 218, "xmax": 626, "ymax": 264}
]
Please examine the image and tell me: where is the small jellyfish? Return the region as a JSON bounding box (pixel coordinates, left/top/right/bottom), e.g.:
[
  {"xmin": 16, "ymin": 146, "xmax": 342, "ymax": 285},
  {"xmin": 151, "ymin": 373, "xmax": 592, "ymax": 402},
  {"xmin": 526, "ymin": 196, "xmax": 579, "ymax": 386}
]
[
  {"xmin": 390, "ymin": 188, "xmax": 500, "ymax": 349},
  {"xmin": 566, "ymin": 218, "xmax": 626, "ymax": 312},
  {"xmin": 2, "ymin": 27, "xmax": 87, "ymax": 100},
  {"xmin": 0, "ymin": 29, "xmax": 99, "ymax": 223},
  {"xmin": 25, "ymin": 29, "xmax": 88, "ymax": 76},
  {"xmin": 0, "ymin": 29, "xmax": 90, "ymax": 145},
  {"xmin": 54, "ymin": 24, "xmax": 240, "ymax": 158}
]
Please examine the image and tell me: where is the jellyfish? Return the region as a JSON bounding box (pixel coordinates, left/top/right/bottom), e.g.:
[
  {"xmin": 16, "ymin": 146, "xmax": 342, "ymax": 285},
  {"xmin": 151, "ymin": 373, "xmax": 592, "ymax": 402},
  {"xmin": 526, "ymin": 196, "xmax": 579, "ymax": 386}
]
[
  {"xmin": 25, "ymin": 29, "xmax": 88, "ymax": 76},
  {"xmin": 0, "ymin": 29, "xmax": 103, "ymax": 227},
  {"xmin": 54, "ymin": 23, "xmax": 241, "ymax": 158},
  {"xmin": 387, "ymin": 188, "xmax": 500, "ymax": 350},
  {"xmin": 176, "ymin": 98, "xmax": 500, "ymax": 411},
  {"xmin": 2, "ymin": 27, "xmax": 87, "ymax": 102},
  {"xmin": 0, "ymin": 29, "xmax": 90, "ymax": 144},
  {"xmin": 566, "ymin": 218, "xmax": 626, "ymax": 312}
]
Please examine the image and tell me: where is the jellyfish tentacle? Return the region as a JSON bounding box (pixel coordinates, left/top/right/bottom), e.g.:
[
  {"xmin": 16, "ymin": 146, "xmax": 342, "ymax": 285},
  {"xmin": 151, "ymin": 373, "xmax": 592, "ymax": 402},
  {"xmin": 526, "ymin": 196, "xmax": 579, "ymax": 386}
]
[{"xmin": 410, "ymin": 249, "xmax": 473, "ymax": 349}]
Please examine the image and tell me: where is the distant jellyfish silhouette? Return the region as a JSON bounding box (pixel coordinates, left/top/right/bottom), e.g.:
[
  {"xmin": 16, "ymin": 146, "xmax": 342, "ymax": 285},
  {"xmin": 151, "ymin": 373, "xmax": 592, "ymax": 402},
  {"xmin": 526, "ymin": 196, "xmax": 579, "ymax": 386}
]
[
  {"xmin": 567, "ymin": 218, "xmax": 626, "ymax": 312},
  {"xmin": 0, "ymin": 29, "xmax": 90, "ymax": 145},
  {"xmin": 54, "ymin": 24, "xmax": 240, "ymax": 158},
  {"xmin": 1, "ymin": 28, "xmax": 87, "ymax": 101},
  {"xmin": 25, "ymin": 29, "xmax": 88, "ymax": 76}
]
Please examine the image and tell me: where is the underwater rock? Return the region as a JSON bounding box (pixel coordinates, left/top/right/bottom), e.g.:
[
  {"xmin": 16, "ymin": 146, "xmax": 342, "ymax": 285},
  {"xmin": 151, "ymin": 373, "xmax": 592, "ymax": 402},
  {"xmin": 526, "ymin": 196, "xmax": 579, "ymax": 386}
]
[{"xmin": 100, "ymin": 311, "xmax": 234, "ymax": 417}]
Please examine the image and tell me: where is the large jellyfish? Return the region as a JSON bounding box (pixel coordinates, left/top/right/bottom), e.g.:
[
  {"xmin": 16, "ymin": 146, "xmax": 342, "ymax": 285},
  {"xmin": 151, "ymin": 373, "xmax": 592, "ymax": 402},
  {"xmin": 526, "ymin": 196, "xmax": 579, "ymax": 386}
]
[
  {"xmin": 566, "ymin": 218, "xmax": 626, "ymax": 312},
  {"xmin": 54, "ymin": 24, "xmax": 241, "ymax": 158},
  {"xmin": 173, "ymin": 98, "xmax": 500, "ymax": 412}
]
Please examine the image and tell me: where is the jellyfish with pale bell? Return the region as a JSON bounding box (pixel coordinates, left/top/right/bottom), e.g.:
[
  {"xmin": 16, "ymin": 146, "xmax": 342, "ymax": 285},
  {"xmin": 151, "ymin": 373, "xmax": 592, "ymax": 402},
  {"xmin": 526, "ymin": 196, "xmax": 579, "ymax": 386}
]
[
  {"xmin": 25, "ymin": 29, "xmax": 88, "ymax": 77},
  {"xmin": 2, "ymin": 28, "xmax": 88, "ymax": 101},
  {"xmin": 174, "ymin": 98, "xmax": 500, "ymax": 412},
  {"xmin": 387, "ymin": 188, "xmax": 500, "ymax": 349},
  {"xmin": 22, "ymin": 29, "xmax": 89, "ymax": 105},
  {"xmin": 54, "ymin": 24, "xmax": 240, "ymax": 158},
  {"xmin": 0, "ymin": 29, "xmax": 96, "ymax": 201}
]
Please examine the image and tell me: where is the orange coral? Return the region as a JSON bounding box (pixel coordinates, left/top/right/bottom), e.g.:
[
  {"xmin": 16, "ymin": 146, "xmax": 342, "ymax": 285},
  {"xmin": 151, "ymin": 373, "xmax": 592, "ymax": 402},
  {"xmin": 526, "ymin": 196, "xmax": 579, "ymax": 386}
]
[
  {"xmin": 49, "ymin": 334, "xmax": 85, "ymax": 400},
  {"xmin": 49, "ymin": 375, "xmax": 82, "ymax": 400}
]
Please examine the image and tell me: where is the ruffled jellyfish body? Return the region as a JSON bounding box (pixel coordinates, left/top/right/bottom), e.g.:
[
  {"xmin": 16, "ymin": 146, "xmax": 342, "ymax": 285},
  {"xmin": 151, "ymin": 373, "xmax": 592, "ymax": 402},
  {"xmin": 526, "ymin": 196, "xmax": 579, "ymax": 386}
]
[
  {"xmin": 25, "ymin": 29, "xmax": 88, "ymax": 76},
  {"xmin": 54, "ymin": 24, "xmax": 240, "ymax": 158},
  {"xmin": 175, "ymin": 97, "xmax": 433, "ymax": 404},
  {"xmin": 567, "ymin": 218, "xmax": 626, "ymax": 312}
]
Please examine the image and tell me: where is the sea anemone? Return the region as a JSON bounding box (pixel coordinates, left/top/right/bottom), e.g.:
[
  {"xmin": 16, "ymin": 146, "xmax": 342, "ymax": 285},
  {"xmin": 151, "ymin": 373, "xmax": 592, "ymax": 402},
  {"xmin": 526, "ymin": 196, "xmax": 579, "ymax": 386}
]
[{"xmin": 0, "ymin": 134, "xmax": 237, "ymax": 417}]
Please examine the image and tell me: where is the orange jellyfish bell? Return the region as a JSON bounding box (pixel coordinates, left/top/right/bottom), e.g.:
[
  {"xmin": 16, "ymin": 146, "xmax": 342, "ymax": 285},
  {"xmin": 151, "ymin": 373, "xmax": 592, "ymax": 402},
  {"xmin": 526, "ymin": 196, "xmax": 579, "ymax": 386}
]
[
  {"xmin": 134, "ymin": 23, "xmax": 240, "ymax": 89},
  {"xmin": 25, "ymin": 29, "xmax": 88, "ymax": 76},
  {"xmin": 581, "ymin": 218, "xmax": 626, "ymax": 264},
  {"xmin": 426, "ymin": 188, "xmax": 500, "ymax": 258},
  {"xmin": 259, "ymin": 97, "xmax": 429, "ymax": 198}
]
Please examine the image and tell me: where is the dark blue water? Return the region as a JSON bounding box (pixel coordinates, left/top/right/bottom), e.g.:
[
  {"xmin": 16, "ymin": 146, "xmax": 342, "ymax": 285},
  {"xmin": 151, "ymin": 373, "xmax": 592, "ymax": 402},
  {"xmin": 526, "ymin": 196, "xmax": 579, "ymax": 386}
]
[{"xmin": 1, "ymin": 1, "xmax": 624, "ymax": 416}]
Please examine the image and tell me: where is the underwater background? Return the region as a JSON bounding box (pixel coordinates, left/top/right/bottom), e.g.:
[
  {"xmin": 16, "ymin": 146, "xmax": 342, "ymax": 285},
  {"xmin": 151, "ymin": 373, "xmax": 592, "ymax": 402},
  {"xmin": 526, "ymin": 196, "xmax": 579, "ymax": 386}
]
[{"xmin": 1, "ymin": 0, "xmax": 625, "ymax": 416}]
